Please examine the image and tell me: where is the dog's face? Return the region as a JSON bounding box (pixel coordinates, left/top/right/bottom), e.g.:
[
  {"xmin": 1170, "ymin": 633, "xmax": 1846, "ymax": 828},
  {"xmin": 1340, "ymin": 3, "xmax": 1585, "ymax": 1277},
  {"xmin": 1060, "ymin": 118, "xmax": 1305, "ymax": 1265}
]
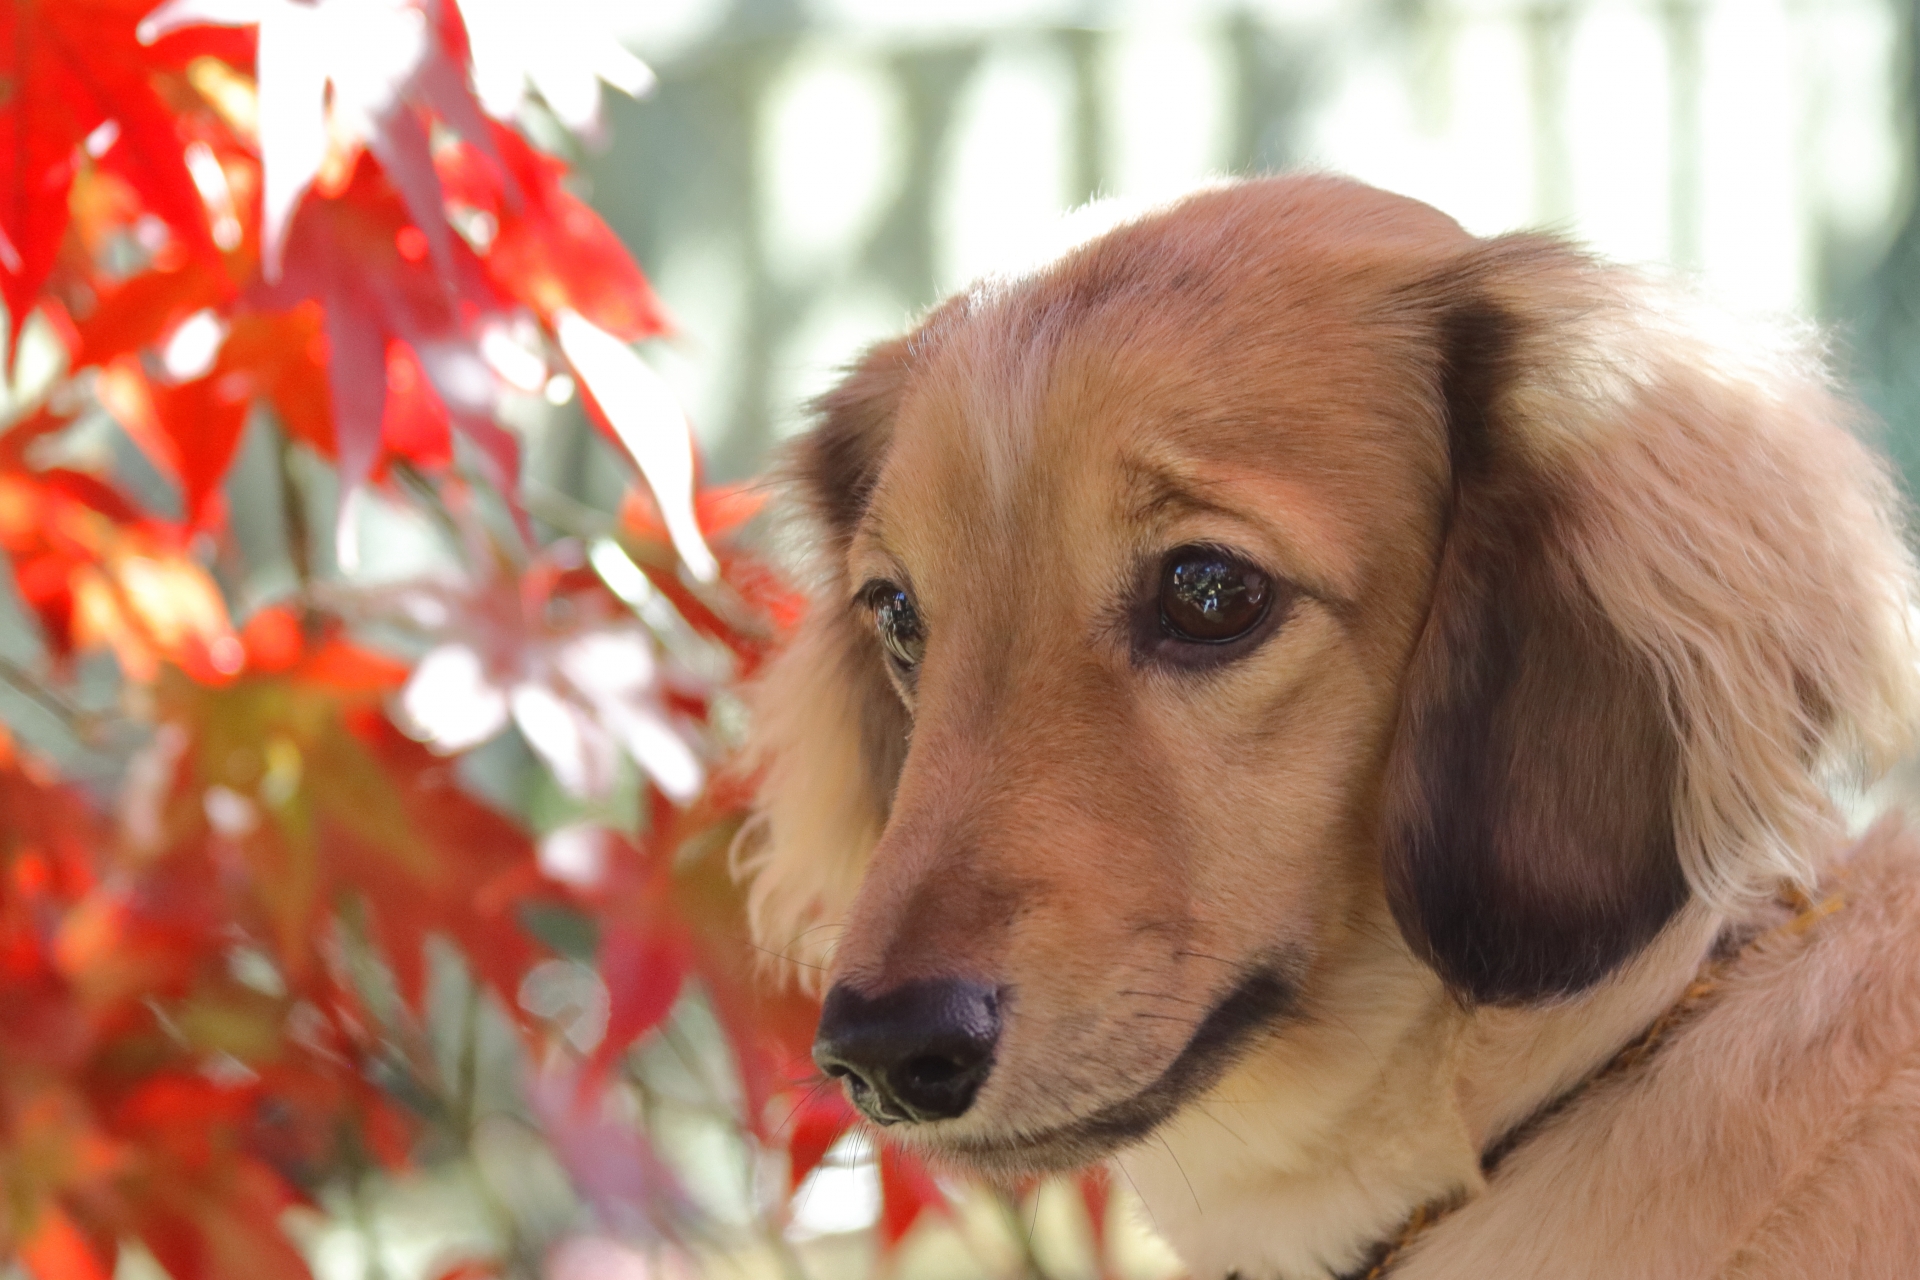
[
  {"xmin": 746, "ymin": 177, "xmax": 1918, "ymax": 1178},
  {"xmin": 816, "ymin": 189, "xmax": 1459, "ymax": 1171}
]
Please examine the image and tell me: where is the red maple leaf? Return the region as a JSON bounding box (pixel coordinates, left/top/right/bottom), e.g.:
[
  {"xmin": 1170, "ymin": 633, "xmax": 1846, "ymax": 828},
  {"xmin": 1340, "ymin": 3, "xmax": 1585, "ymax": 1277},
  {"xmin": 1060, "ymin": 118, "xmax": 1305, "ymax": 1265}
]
[
  {"xmin": 438, "ymin": 121, "xmax": 670, "ymax": 342},
  {"xmin": 258, "ymin": 156, "xmax": 521, "ymax": 531},
  {"xmin": 0, "ymin": 0, "xmax": 842, "ymax": 1266},
  {"xmin": 0, "ymin": 0, "xmax": 218, "ymax": 355},
  {"xmin": 94, "ymin": 354, "xmax": 252, "ymax": 529},
  {"xmin": 878, "ymin": 1143, "xmax": 949, "ymax": 1248},
  {"xmin": 17, "ymin": 1203, "xmax": 115, "ymax": 1280},
  {"xmin": 783, "ymin": 1088, "xmax": 857, "ymax": 1195},
  {"xmin": 773, "ymin": 1082, "xmax": 951, "ymax": 1252},
  {"xmin": 142, "ymin": 0, "xmax": 498, "ymax": 280},
  {"xmin": 578, "ymin": 919, "xmax": 689, "ymax": 1099}
]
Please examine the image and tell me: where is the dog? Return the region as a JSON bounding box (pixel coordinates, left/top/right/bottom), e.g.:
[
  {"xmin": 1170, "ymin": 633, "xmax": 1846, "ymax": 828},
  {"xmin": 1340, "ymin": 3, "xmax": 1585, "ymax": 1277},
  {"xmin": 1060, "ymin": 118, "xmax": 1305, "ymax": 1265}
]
[{"xmin": 736, "ymin": 175, "xmax": 1920, "ymax": 1278}]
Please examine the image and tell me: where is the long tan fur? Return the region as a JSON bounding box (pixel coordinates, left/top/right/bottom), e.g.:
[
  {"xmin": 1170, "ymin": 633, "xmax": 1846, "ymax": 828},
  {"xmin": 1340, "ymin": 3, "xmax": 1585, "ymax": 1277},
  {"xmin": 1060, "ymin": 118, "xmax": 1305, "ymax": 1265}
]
[
  {"xmin": 737, "ymin": 175, "xmax": 1920, "ymax": 1278},
  {"xmin": 1467, "ymin": 252, "xmax": 1918, "ymax": 902}
]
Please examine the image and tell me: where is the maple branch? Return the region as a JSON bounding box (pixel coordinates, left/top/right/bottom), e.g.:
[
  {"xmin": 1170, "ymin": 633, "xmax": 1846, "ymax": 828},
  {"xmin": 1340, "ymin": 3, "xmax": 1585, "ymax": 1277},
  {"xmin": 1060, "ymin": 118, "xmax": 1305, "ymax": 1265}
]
[
  {"xmin": 0, "ymin": 657, "xmax": 87, "ymax": 733},
  {"xmin": 279, "ymin": 433, "xmax": 312, "ymax": 585},
  {"xmin": 454, "ymin": 980, "xmax": 482, "ymax": 1143},
  {"xmin": 391, "ymin": 460, "xmax": 469, "ymax": 552},
  {"xmin": 521, "ymin": 477, "xmax": 615, "ymax": 540}
]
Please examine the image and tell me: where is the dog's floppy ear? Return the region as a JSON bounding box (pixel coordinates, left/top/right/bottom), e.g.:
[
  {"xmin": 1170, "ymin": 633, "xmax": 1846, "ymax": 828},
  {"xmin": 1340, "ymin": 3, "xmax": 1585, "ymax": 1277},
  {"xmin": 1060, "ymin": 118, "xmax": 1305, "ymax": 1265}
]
[
  {"xmin": 737, "ymin": 337, "xmax": 917, "ymax": 989},
  {"xmin": 1382, "ymin": 239, "xmax": 1920, "ymax": 1005}
]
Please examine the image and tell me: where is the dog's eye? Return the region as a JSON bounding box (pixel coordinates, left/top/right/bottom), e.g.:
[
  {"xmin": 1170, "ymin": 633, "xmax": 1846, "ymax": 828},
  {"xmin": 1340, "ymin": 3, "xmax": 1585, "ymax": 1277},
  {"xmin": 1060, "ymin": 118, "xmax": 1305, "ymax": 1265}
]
[
  {"xmin": 1159, "ymin": 547, "xmax": 1272, "ymax": 643},
  {"xmin": 867, "ymin": 582, "xmax": 927, "ymax": 668}
]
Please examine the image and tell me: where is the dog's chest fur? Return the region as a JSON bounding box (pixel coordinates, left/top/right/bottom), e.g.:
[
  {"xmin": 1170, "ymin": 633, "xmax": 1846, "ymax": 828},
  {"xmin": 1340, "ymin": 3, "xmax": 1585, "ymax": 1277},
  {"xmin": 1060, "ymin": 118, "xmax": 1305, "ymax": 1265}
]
[{"xmin": 1119, "ymin": 821, "xmax": 1920, "ymax": 1280}]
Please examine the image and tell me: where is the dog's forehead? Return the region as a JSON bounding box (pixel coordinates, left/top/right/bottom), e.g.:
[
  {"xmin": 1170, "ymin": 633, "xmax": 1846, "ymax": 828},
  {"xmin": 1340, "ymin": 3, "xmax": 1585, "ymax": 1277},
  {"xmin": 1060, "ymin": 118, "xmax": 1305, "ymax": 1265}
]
[{"xmin": 862, "ymin": 183, "xmax": 1460, "ymax": 595}]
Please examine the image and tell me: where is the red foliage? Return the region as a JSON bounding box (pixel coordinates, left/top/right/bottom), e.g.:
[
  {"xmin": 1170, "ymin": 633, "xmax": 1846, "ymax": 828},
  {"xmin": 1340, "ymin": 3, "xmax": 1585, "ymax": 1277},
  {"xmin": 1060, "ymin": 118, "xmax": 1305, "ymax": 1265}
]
[
  {"xmin": 0, "ymin": 0, "xmax": 220, "ymax": 354},
  {"xmin": 0, "ymin": 4, "xmax": 1004, "ymax": 1278},
  {"xmin": 437, "ymin": 121, "xmax": 671, "ymax": 342}
]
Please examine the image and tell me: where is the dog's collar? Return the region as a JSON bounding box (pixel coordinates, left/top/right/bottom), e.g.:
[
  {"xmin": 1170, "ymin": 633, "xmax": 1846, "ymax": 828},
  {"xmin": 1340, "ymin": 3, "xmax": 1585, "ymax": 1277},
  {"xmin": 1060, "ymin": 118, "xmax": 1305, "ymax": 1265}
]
[{"xmin": 1316, "ymin": 883, "xmax": 1848, "ymax": 1280}]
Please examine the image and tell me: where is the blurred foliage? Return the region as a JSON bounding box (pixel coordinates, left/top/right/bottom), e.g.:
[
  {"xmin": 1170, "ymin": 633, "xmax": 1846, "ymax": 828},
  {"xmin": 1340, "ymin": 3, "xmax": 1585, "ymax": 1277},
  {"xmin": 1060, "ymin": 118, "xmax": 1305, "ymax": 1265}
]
[{"xmin": 0, "ymin": 4, "xmax": 1134, "ymax": 1279}]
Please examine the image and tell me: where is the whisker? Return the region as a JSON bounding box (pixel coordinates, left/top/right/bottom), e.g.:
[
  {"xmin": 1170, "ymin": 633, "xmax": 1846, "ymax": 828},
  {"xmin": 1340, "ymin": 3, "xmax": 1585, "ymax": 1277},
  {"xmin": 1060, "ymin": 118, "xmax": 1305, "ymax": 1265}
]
[
  {"xmin": 770, "ymin": 1077, "xmax": 837, "ymax": 1142},
  {"xmin": 1318, "ymin": 1007, "xmax": 1384, "ymax": 1073},
  {"xmin": 1191, "ymin": 1102, "xmax": 1250, "ymax": 1147},
  {"xmin": 777, "ymin": 922, "xmax": 848, "ymax": 958},
  {"xmin": 1115, "ymin": 1160, "xmax": 1160, "ymax": 1234},
  {"xmin": 747, "ymin": 941, "xmax": 825, "ymax": 971},
  {"xmin": 785, "ymin": 922, "xmax": 846, "ymax": 943},
  {"xmin": 1154, "ymin": 1131, "xmax": 1202, "ymax": 1215}
]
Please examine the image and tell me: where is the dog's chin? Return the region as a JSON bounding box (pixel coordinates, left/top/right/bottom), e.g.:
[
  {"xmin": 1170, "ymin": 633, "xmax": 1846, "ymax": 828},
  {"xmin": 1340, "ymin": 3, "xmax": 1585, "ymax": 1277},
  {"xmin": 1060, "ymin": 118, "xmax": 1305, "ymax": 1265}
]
[{"xmin": 895, "ymin": 963, "xmax": 1301, "ymax": 1178}]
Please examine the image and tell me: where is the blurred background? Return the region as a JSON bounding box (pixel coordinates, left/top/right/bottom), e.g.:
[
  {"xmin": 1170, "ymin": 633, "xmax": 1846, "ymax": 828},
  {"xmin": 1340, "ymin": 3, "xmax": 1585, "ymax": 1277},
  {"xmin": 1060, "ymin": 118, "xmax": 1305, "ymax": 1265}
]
[
  {"xmin": 565, "ymin": 0, "xmax": 1920, "ymax": 486},
  {"xmin": 7, "ymin": 2, "xmax": 1920, "ymax": 1279}
]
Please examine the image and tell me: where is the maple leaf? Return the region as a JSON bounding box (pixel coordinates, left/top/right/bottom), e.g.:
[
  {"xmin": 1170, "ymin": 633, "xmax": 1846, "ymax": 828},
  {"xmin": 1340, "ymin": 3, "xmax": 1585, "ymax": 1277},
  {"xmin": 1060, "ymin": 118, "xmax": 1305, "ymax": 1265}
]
[
  {"xmin": 783, "ymin": 1088, "xmax": 857, "ymax": 1196},
  {"xmin": 0, "ymin": 0, "xmax": 218, "ymax": 355},
  {"xmin": 16, "ymin": 1203, "xmax": 115, "ymax": 1280},
  {"xmin": 141, "ymin": 0, "xmax": 497, "ymax": 283},
  {"xmin": 433, "ymin": 127, "xmax": 715, "ymax": 588},
  {"xmin": 379, "ymin": 337, "xmax": 454, "ymax": 470},
  {"xmin": 0, "ymin": 459, "xmax": 239, "ymax": 674},
  {"xmin": 72, "ymin": 260, "xmax": 229, "ymax": 369},
  {"xmin": 112, "ymin": 1076, "xmax": 312, "ymax": 1280},
  {"xmin": 1078, "ymin": 1167, "xmax": 1119, "ymax": 1280},
  {"xmin": 0, "ymin": 0, "xmax": 838, "ymax": 1262},
  {"xmin": 95, "ymin": 352, "xmax": 252, "ymax": 529},
  {"xmin": 391, "ymin": 546, "xmax": 706, "ymax": 802},
  {"xmin": 144, "ymin": 655, "xmax": 545, "ymax": 1009},
  {"xmin": 763, "ymin": 1072, "xmax": 950, "ymax": 1253},
  {"xmin": 457, "ymin": 0, "xmax": 654, "ymax": 135},
  {"xmin": 877, "ymin": 1143, "xmax": 949, "ymax": 1249},
  {"xmin": 218, "ymin": 306, "xmax": 331, "ymax": 453},
  {"xmin": 528, "ymin": 1064, "xmax": 695, "ymax": 1243},
  {"xmin": 560, "ymin": 313, "xmax": 716, "ymax": 583},
  {"xmin": 346, "ymin": 711, "xmax": 547, "ymax": 1007},
  {"xmin": 576, "ymin": 920, "xmax": 688, "ymax": 1098},
  {"xmin": 55, "ymin": 855, "xmax": 223, "ymax": 1012},
  {"xmin": 437, "ymin": 121, "xmax": 670, "ymax": 343},
  {"xmin": 661, "ymin": 823, "xmax": 823, "ymax": 1130},
  {"xmin": 255, "ymin": 155, "xmax": 519, "ymax": 563}
]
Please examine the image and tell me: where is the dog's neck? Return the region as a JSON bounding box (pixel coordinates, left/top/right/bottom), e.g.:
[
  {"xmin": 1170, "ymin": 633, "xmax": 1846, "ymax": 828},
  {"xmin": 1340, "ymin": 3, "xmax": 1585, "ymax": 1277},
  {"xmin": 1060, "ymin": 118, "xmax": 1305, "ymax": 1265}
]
[{"xmin": 1114, "ymin": 899, "xmax": 1725, "ymax": 1280}]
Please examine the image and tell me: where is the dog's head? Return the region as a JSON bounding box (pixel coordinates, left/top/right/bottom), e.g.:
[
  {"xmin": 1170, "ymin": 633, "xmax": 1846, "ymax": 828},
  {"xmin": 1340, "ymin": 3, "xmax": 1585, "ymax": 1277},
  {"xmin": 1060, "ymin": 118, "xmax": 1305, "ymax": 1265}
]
[{"xmin": 739, "ymin": 176, "xmax": 1920, "ymax": 1174}]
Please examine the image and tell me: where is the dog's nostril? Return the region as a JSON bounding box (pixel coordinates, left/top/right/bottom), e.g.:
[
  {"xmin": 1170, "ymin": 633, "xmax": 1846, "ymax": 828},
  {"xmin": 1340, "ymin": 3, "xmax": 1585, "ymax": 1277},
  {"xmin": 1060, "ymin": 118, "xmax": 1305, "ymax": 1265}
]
[
  {"xmin": 822, "ymin": 1061, "xmax": 876, "ymax": 1098},
  {"xmin": 813, "ymin": 978, "xmax": 1001, "ymax": 1124},
  {"xmin": 903, "ymin": 1054, "xmax": 965, "ymax": 1088}
]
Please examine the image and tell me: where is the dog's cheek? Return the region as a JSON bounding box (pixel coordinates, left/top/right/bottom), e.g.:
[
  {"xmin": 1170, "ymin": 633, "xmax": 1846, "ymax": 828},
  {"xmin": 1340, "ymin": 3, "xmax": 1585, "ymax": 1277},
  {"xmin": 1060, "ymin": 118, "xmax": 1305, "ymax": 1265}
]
[{"xmin": 1143, "ymin": 617, "xmax": 1397, "ymax": 968}]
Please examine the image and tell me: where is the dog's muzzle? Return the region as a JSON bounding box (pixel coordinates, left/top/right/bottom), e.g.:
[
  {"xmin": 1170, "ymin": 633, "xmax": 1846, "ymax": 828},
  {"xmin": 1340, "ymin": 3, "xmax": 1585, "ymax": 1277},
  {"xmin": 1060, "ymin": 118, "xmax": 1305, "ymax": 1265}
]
[{"xmin": 813, "ymin": 979, "xmax": 1001, "ymax": 1124}]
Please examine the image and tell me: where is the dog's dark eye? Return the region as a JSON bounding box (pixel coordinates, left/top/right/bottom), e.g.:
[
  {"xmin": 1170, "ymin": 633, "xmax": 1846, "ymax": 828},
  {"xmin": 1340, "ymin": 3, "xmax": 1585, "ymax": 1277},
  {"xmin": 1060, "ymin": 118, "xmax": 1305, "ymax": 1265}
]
[
  {"xmin": 867, "ymin": 582, "xmax": 927, "ymax": 668},
  {"xmin": 1159, "ymin": 547, "xmax": 1272, "ymax": 643}
]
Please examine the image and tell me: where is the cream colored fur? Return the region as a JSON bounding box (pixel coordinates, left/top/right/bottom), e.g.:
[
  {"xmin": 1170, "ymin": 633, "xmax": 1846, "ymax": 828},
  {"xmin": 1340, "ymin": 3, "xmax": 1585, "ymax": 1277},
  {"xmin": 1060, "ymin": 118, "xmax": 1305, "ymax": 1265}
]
[{"xmin": 1401, "ymin": 820, "xmax": 1920, "ymax": 1279}]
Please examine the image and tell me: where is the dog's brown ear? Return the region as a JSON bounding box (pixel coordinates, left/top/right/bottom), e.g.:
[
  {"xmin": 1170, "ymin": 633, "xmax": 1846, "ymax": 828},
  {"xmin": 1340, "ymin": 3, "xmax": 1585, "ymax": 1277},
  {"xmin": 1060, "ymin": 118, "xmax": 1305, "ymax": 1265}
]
[
  {"xmin": 1382, "ymin": 241, "xmax": 1920, "ymax": 1005},
  {"xmin": 1379, "ymin": 293, "xmax": 1687, "ymax": 1004},
  {"xmin": 738, "ymin": 337, "xmax": 917, "ymax": 989},
  {"xmin": 791, "ymin": 336, "xmax": 916, "ymax": 548}
]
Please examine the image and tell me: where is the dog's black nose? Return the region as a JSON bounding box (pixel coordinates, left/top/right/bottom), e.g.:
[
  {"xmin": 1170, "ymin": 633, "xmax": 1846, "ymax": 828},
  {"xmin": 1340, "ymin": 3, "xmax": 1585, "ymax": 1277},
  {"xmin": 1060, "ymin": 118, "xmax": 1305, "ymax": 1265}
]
[{"xmin": 813, "ymin": 979, "xmax": 1000, "ymax": 1124}]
